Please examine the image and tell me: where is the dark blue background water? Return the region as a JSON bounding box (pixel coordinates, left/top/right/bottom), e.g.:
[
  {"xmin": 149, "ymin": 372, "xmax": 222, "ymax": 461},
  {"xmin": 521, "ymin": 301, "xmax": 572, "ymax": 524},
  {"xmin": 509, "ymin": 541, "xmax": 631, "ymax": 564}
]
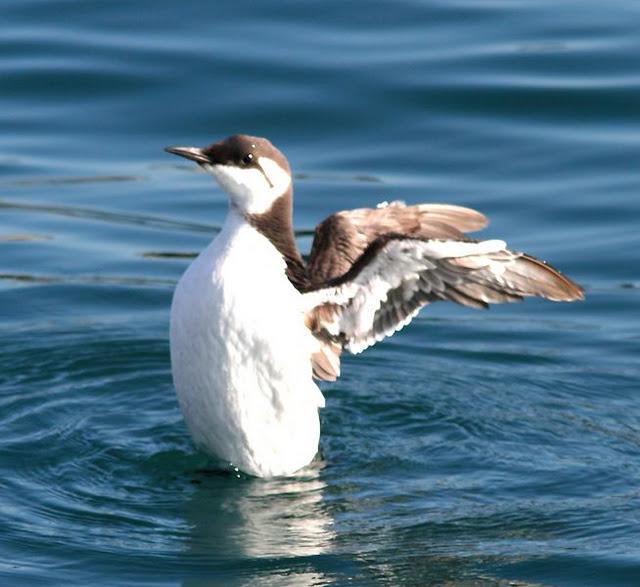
[{"xmin": 1, "ymin": 1, "xmax": 639, "ymax": 585}]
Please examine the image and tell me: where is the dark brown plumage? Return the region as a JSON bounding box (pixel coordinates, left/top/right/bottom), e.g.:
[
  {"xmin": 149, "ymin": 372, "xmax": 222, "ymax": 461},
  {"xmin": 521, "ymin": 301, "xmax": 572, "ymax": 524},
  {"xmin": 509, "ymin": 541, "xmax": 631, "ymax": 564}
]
[{"xmin": 306, "ymin": 203, "xmax": 487, "ymax": 285}]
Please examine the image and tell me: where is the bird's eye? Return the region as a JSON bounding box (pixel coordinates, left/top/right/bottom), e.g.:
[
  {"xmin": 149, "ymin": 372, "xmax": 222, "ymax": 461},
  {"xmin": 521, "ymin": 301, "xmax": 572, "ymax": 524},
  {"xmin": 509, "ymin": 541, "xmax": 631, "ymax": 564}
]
[{"xmin": 241, "ymin": 153, "xmax": 254, "ymax": 166}]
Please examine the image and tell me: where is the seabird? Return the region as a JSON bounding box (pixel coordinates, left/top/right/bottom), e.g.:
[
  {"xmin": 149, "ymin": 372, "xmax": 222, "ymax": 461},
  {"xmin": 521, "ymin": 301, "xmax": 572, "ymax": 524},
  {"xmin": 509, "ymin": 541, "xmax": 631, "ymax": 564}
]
[{"xmin": 165, "ymin": 134, "xmax": 584, "ymax": 478}]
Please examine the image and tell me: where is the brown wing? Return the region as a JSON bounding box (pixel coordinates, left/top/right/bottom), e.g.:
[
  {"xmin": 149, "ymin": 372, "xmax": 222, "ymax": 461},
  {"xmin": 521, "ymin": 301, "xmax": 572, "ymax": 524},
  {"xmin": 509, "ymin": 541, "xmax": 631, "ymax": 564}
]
[
  {"xmin": 304, "ymin": 232, "xmax": 584, "ymax": 381},
  {"xmin": 305, "ymin": 202, "xmax": 490, "ymax": 380},
  {"xmin": 306, "ymin": 202, "xmax": 488, "ymax": 285}
]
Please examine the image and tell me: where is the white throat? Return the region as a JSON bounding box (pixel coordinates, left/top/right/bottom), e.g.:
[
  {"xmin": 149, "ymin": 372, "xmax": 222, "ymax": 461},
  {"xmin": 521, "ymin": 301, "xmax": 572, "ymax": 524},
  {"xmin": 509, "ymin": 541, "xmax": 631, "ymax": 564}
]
[{"xmin": 203, "ymin": 156, "xmax": 291, "ymax": 215}]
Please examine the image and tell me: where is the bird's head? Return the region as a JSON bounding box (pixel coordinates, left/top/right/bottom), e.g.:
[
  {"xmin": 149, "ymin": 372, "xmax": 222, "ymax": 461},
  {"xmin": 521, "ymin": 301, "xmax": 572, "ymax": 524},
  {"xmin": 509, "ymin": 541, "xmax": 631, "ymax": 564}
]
[{"xmin": 165, "ymin": 134, "xmax": 291, "ymax": 215}]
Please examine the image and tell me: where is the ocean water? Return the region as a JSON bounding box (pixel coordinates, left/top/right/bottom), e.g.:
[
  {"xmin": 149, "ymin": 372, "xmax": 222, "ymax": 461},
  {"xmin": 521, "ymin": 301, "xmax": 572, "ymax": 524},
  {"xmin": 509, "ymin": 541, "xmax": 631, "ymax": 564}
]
[{"xmin": 1, "ymin": 1, "xmax": 639, "ymax": 585}]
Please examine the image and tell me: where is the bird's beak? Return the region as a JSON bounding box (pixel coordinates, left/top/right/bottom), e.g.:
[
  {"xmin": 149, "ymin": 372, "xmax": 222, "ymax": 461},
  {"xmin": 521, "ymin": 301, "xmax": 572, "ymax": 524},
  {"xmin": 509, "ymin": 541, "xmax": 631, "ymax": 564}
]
[{"xmin": 164, "ymin": 146, "xmax": 210, "ymax": 164}]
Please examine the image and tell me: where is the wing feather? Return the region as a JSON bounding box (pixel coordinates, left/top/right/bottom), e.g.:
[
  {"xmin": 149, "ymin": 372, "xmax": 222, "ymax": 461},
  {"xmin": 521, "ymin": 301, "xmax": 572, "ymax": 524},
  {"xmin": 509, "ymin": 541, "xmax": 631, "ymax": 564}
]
[
  {"xmin": 304, "ymin": 202, "xmax": 583, "ymax": 379},
  {"xmin": 304, "ymin": 236, "xmax": 584, "ymax": 357},
  {"xmin": 307, "ymin": 201, "xmax": 487, "ymax": 284}
]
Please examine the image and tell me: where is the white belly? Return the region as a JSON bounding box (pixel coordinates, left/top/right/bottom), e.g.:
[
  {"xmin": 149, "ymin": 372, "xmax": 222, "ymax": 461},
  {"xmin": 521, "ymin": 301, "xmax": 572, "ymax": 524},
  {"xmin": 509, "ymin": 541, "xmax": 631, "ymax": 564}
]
[{"xmin": 170, "ymin": 212, "xmax": 324, "ymax": 478}]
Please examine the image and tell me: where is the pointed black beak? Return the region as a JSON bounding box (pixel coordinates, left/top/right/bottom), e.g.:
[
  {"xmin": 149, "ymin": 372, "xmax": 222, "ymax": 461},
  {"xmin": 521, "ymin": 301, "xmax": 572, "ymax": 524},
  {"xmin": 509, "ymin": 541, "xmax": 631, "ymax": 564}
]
[{"xmin": 164, "ymin": 146, "xmax": 211, "ymax": 164}]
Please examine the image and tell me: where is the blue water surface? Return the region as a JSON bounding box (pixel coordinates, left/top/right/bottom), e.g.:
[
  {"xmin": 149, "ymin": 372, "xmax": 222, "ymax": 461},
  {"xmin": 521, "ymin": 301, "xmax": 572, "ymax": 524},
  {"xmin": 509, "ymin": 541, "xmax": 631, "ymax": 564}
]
[{"xmin": 1, "ymin": 1, "xmax": 639, "ymax": 585}]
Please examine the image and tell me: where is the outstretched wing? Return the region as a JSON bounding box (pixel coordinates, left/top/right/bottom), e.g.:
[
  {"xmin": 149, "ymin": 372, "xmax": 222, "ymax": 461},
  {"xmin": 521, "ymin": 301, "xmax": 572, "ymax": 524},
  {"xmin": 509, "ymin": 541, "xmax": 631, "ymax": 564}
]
[
  {"xmin": 306, "ymin": 202, "xmax": 488, "ymax": 285},
  {"xmin": 303, "ymin": 205, "xmax": 584, "ymax": 381}
]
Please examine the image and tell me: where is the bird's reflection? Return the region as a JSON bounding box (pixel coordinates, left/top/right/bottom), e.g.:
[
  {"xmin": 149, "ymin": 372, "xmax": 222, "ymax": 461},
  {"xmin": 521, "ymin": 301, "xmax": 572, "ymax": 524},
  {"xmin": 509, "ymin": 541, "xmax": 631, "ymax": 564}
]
[{"xmin": 182, "ymin": 460, "xmax": 336, "ymax": 586}]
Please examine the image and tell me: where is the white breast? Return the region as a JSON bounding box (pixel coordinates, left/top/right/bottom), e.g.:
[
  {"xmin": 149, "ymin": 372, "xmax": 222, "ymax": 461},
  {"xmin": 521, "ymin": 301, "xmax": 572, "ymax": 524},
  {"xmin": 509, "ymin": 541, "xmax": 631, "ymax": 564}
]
[{"xmin": 170, "ymin": 209, "xmax": 324, "ymax": 478}]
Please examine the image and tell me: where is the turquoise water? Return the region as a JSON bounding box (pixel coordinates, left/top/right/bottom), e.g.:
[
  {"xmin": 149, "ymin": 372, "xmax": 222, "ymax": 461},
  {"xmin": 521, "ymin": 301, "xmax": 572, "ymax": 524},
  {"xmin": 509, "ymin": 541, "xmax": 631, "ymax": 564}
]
[{"xmin": 2, "ymin": 1, "xmax": 639, "ymax": 585}]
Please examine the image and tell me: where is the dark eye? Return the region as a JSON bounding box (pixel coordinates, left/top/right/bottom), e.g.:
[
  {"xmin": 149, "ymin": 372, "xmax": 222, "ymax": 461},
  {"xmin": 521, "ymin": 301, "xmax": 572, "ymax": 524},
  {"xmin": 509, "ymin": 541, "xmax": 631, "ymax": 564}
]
[{"xmin": 241, "ymin": 153, "xmax": 254, "ymax": 166}]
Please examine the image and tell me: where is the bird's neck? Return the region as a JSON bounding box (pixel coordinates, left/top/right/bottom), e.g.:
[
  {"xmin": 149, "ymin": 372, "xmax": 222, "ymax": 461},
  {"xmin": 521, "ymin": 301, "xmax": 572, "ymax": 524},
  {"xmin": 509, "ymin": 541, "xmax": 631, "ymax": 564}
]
[{"xmin": 243, "ymin": 188, "xmax": 308, "ymax": 291}]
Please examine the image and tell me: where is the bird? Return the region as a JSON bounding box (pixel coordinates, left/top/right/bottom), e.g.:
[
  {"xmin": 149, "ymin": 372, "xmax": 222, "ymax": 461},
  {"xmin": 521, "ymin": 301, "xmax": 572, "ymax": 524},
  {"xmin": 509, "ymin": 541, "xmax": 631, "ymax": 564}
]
[{"xmin": 165, "ymin": 134, "xmax": 584, "ymax": 478}]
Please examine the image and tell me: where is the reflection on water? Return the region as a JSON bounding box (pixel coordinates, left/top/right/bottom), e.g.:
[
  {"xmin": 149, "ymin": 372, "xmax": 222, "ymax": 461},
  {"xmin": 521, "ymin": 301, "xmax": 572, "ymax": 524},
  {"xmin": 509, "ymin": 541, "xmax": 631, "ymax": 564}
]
[
  {"xmin": 0, "ymin": 272, "xmax": 175, "ymax": 286},
  {"xmin": 183, "ymin": 463, "xmax": 336, "ymax": 586},
  {"xmin": 0, "ymin": 197, "xmax": 217, "ymax": 234}
]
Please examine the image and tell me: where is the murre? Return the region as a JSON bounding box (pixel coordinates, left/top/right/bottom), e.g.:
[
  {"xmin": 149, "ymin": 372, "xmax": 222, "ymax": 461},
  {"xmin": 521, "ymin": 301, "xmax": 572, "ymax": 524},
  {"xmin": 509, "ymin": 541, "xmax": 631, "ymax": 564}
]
[{"xmin": 165, "ymin": 134, "xmax": 584, "ymax": 478}]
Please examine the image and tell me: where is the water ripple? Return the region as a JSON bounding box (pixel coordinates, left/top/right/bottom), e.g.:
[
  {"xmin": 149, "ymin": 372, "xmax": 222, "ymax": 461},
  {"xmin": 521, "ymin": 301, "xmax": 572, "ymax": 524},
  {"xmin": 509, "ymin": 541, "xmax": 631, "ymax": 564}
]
[{"xmin": 2, "ymin": 0, "xmax": 640, "ymax": 585}]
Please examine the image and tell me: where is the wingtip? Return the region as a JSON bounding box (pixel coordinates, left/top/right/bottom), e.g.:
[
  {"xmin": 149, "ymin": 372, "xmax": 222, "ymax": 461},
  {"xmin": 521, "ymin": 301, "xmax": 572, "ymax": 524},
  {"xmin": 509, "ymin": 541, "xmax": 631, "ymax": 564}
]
[
  {"xmin": 561, "ymin": 282, "xmax": 586, "ymax": 302},
  {"xmin": 518, "ymin": 254, "xmax": 585, "ymax": 302}
]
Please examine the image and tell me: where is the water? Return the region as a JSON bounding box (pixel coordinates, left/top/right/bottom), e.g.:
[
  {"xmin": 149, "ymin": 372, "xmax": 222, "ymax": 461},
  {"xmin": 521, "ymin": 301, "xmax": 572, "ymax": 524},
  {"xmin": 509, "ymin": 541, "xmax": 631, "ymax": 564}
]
[{"xmin": 1, "ymin": 1, "xmax": 639, "ymax": 585}]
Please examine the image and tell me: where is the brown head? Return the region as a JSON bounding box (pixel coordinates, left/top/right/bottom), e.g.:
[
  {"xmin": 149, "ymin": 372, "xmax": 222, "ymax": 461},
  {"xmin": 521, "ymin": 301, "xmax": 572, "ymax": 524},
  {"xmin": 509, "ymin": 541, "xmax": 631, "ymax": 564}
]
[{"xmin": 165, "ymin": 134, "xmax": 292, "ymax": 215}]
